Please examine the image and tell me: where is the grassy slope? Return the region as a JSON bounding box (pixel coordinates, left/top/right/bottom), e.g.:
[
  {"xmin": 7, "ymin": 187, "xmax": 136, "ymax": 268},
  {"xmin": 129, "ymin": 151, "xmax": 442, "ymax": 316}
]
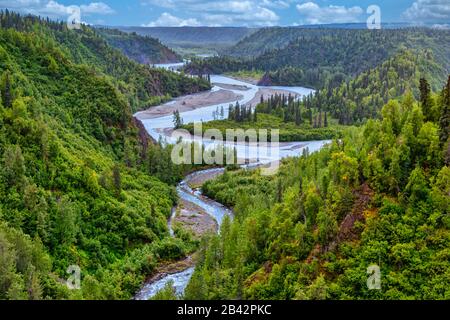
[{"xmin": 182, "ymin": 113, "xmax": 343, "ymax": 142}]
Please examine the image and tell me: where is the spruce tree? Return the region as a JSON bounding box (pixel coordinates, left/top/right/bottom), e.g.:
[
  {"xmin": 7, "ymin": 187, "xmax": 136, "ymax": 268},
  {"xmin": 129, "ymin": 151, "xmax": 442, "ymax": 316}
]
[
  {"xmin": 1, "ymin": 71, "xmax": 12, "ymax": 108},
  {"xmin": 295, "ymin": 107, "xmax": 300, "ymax": 126},
  {"xmin": 419, "ymin": 78, "xmax": 432, "ymax": 121},
  {"xmin": 113, "ymin": 165, "xmax": 122, "ymax": 197},
  {"xmin": 172, "ymin": 110, "xmax": 182, "ymax": 129},
  {"xmin": 439, "ymin": 76, "xmax": 450, "ymax": 147}
]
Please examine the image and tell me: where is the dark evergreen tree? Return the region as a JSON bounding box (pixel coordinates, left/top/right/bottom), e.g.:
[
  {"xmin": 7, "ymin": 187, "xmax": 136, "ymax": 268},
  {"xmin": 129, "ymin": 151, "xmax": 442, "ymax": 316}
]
[
  {"xmin": 419, "ymin": 78, "xmax": 432, "ymax": 121},
  {"xmin": 439, "ymin": 75, "xmax": 450, "ymax": 146},
  {"xmin": 112, "ymin": 165, "xmax": 122, "ymax": 197},
  {"xmin": 1, "ymin": 71, "xmax": 12, "ymax": 108},
  {"xmin": 173, "ymin": 110, "xmax": 183, "ymax": 129},
  {"xmin": 440, "ymin": 76, "xmax": 450, "ymax": 165}
]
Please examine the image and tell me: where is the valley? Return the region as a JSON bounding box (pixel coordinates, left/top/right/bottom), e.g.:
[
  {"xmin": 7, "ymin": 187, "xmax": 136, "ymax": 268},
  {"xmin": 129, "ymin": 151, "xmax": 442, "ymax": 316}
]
[
  {"xmin": 0, "ymin": 6, "xmax": 449, "ymax": 302},
  {"xmin": 134, "ymin": 71, "xmax": 331, "ymax": 299}
]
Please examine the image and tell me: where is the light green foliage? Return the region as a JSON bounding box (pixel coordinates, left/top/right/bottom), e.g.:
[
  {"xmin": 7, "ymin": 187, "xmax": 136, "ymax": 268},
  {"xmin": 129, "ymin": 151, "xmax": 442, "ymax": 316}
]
[
  {"xmin": 183, "ymin": 114, "xmax": 343, "ymax": 143},
  {"xmin": 151, "ymin": 281, "xmax": 179, "ymax": 300},
  {"xmin": 189, "ymin": 29, "xmax": 449, "ymax": 90},
  {"xmin": 96, "ymin": 28, "xmax": 180, "ymax": 65},
  {"xmin": 0, "ymin": 12, "xmax": 203, "ymax": 300},
  {"xmin": 188, "ymin": 85, "xmax": 450, "ymax": 300}
]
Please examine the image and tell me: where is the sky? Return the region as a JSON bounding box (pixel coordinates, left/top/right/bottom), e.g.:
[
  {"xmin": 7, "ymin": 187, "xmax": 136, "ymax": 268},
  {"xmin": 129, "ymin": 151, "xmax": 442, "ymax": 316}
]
[{"xmin": 0, "ymin": 0, "xmax": 449, "ymax": 27}]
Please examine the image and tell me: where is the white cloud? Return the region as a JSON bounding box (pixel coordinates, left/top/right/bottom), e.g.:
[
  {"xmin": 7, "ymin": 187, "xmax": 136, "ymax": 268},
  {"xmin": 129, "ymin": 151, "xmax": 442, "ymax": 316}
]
[
  {"xmin": 201, "ymin": 1, "xmax": 254, "ymax": 13},
  {"xmin": 142, "ymin": 12, "xmax": 201, "ymax": 27},
  {"xmin": 296, "ymin": 2, "xmax": 364, "ymax": 24},
  {"xmin": 0, "ymin": 0, "xmax": 41, "ymax": 9},
  {"xmin": 80, "ymin": 2, "xmax": 114, "ymax": 15},
  {"xmin": 140, "ymin": 0, "xmax": 176, "ymax": 9},
  {"xmin": 40, "ymin": 0, "xmax": 76, "ymax": 16},
  {"xmin": 250, "ymin": 7, "xmax": 279, "ymax": 24},
  {"xmin": 403, "ymin": 0, "xmax": 450, "ymax": 22},
  {"xmin": 201, "ymin": 7, "xmax": 279, "ymax": 27},
  {"xmin": 431, "ymin": 23, "xmax": 450, "ymax": 29},
  {"xmin": 261, "ymin": 0, "xmax": 290, "ymax": 9},
  {"xmin": 0, "ymin": 0, "xmax": 114, "ymax": 18},
  {"xmin": 140, "ymin": 0, "xmax": 279, "ymax": 26}
]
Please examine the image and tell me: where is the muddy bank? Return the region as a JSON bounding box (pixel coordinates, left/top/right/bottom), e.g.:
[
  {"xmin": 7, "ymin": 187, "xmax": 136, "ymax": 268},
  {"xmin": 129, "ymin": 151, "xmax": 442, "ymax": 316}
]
[
  {"xmin": 214, "ymin": 82, "xmax": 251, "ymax": 91},
  {"xmin": 135, "ymin": 89, "xmax": 243, "ymax": 120},
  {"xmin": 173, "ymin": 199, "xmax": 218, "ymax": 238},
  {"xmin": 185, "ymin": 168, "xmax": 225, "ymax": 189},
  {"xmin": 152, "ymin": 255, "xmax": 196, "ymax": 279}
]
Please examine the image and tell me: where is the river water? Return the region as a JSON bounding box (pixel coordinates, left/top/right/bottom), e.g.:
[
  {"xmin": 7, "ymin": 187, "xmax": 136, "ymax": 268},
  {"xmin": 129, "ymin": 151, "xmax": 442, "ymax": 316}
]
[{"xmin": 134, "ymin": 68, "xmax": 330, "ymax": 300}]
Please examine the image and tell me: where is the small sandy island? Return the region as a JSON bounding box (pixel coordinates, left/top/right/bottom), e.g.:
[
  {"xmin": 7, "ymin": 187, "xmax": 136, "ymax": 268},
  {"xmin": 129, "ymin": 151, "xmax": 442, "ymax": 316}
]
[
  {"xmin": 173, "ymin": 199, "xmax": 218, "ymax": 238},
  {"xmin": 136, "ymin": 89, "xmax": 243, "ymax": 120},
  {"xmin": 213, "ymin": 82, "xmax": 251, "ymax": 91}
]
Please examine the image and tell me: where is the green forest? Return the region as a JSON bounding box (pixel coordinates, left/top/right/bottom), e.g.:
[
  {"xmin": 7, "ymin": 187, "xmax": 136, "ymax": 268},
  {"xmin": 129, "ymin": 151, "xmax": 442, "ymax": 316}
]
[
  {"xmin": 96, "ymin": 28, "xmax": 180, "ymax": 65},
  {"xmin": 182, "ymin": 95, "xmax": 343, "ymax": 142},
  {"xmin": 186, "ymin": 28, "xmax": 450, "ymax": 90},
  {"xmin": 185, "ymin": 78, "xmax": 450, "ymax": 299},
  {"xmin": 0, "ymin": 8, "xmax": 449, "ymax": 302},
  {"xmin": 0, "ymin": 11, "xmax": 209, "ymax": 299}
]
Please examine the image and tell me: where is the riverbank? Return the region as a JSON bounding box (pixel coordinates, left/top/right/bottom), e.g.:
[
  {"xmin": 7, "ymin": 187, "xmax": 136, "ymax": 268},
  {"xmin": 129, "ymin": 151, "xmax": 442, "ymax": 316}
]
[
  {"xmin": 135, "ymin": 78, "xmax": 308, "ymax": 122},
  {"xmin": 133, "ymin": 74, "xmax": 325, "ymax": 300},
  {"xmin": 173, "ymin": 198, "xmax": 218, "ymax": 238},
  {"xmin": 214, "ymin": 82, "xmax": 251, "ymax": 91},
  {"xmin": 223, "ymin": 71, "xmax": 264, "ymax": 85},
  {"xmin": 135, "ymin": 167, "xmax": 231, "ymax": 300},
  {"xmin": 135, "ymin": 89, "xmax": 242, "ymax": 120},
  {"xmin": 181, "ymin": 113, "xmax": 343, "ymax": 143}
]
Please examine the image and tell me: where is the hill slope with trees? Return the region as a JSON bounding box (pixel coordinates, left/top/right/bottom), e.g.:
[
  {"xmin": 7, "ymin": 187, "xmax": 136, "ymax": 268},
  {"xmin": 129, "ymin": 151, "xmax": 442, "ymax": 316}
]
[
  {"xmin": 0, "ymin": 11, "xmax": 208, "ymax": 300},
  {"xmin": 185, "ymin": 77, "xmax": 450, "ymax": 300},
  {"xmin": 186, "ymin": 28, "xmax": 450, "ymax": 90},
  {"xmin": 0, "ymin": 12, "xmax": 210, "ymax": 112},
  {"xmin": 117, "ymin": 26, "xmax": 256, "ymax": 52},
  {"xmin": 96, "ymin": 28, "xmax": 180, "ymax": 65}
]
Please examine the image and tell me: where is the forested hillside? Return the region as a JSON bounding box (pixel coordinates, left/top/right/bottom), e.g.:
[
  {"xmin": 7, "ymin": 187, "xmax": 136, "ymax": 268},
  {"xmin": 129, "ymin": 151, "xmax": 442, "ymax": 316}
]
[
  {"xmin": 185, "ymin": 77, "xmax": 450, "ymax": 300},
  {"xmin": 0, "ymin": 12, "xmax": 210, "ymax": 112},
  {"xmin": 118, "ymin": 26, "xmax": 256, "ymax": 52},
  {"xmin": 182, "ymin": 95, "xmax": 343, "ymax": 142},
  {"xmin": 0, "ymin": 11, "xmax": 208, "ymax": 299},
  {"xmin": 186, "ymin": 28, "xmax": 449, "ymax": 129},
  {"xmin": 187, "ymin": 28, "xmax": 450, "ymax": 90},
  {"xmin": 224, "ymin": 27, "xmax": 334, "ymax": 57},
  {"xmin": 306, "ymin": 49, "xmax": 447, "ymax": 125},
  {"xmin": 96, "ymin": 28, "xmax": 180, "ymax": 65},
  {"xmin": 224, "ymin": 27, "xmax": 448, "ymax": 58}
]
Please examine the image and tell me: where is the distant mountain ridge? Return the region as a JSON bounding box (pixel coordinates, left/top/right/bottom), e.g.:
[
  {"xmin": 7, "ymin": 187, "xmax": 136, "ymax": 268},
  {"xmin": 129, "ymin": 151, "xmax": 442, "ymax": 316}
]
[
  {"xmin": 96, "ymin": 27, "xmax": 180, "ymax": 64},
  {"xmin": 225, "ymin": 25, "xmax": 450, "ymax": 57},
  {"xmin": 114, "ymin": 26, "xmax": 257, "ymax": 49}
]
